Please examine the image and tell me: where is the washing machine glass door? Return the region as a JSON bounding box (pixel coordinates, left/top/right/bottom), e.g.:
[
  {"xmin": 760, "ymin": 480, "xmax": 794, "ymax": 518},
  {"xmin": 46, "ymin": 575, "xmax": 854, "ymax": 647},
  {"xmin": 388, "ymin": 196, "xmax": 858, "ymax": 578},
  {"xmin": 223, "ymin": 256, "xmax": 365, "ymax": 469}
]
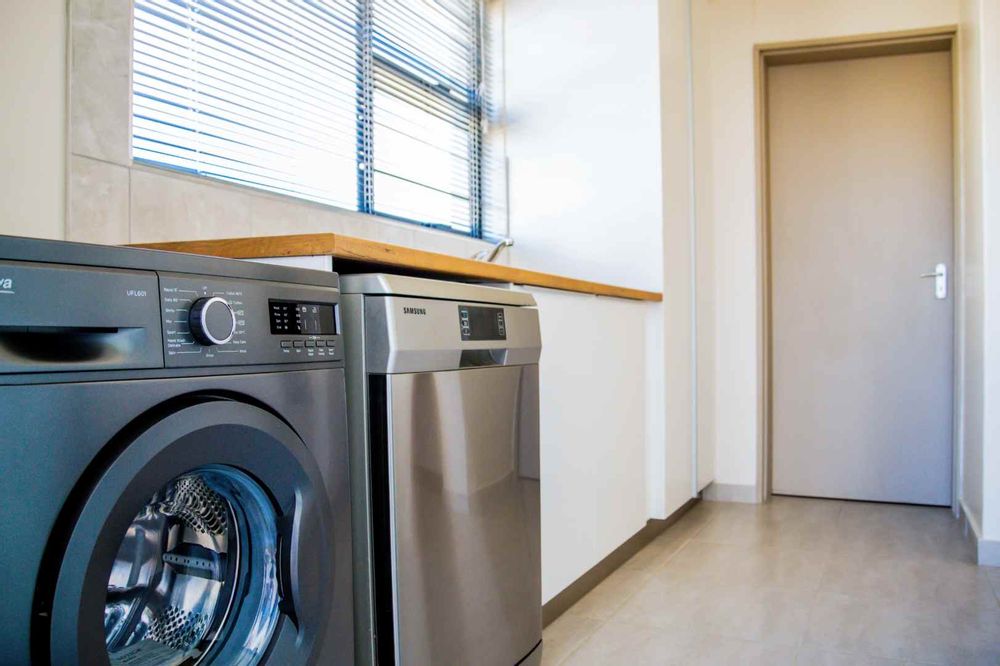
[
  {"xmin": 42, "ymin": 398, "xmax": 335, "ymax": 666},
  {"xmin": 104, "ymin": 465, "xmax": 280, "ymax": 666}
]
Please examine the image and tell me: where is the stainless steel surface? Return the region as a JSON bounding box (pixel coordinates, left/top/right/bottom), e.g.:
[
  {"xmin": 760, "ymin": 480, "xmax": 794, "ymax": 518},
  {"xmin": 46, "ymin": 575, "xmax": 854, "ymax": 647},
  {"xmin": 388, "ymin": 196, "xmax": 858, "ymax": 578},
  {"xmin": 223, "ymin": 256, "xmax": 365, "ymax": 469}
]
[
  {"xmin": 520, "ymin": 641, "xmax": 543, "ymax": 666},
  {"xmin": 363, "ymin": 296, "xmax": 541, "ymax": 374},
  {"xmin": 386, "ymin": 365, "xmax": 541, "ymax": 666},
  {"xmin": 342, "ymin": 293, "xmax": 378, "ymax": 664},
  {"xmin": 340, "ymin": 273, "xmax": 536, "ymax": 307},
  {"xmin": 472, "ymin": 238, "xmax": 514, "ymax": 262},
  {"xmin": 343, "ymin": 277, "xmax": 542, "ymax": 666}
]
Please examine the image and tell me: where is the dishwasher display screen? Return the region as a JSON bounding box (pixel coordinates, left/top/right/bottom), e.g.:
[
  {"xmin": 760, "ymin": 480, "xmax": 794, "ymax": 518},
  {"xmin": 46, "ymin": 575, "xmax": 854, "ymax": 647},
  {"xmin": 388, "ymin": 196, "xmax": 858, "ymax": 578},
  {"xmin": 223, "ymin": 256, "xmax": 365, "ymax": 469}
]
[
  {"xmin": 269, "ymin": 300, "xmax": 337, "ymax": 335},
  {"xmin": 458, "ymin": 305, "xmax": 506, "ymax": 341}
]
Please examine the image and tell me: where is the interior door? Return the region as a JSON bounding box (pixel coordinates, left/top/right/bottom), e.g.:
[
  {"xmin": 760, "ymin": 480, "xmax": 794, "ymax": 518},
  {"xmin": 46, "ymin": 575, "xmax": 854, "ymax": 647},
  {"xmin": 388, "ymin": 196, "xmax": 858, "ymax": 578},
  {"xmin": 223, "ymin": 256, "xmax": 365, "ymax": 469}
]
[
  {"xmin": 768, "ymin": 50, "xmax": 954, "ymax": 505},
  {"xmin": 381, "ymin": 365, "xmax": 541, "ymax": 666}
]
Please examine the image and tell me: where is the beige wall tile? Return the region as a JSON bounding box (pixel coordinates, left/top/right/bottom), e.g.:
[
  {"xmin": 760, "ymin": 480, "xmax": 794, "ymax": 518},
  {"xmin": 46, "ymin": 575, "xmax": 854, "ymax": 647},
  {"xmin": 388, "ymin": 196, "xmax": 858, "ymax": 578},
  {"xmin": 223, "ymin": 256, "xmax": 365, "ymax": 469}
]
[
  {"xmin": 130, "ymin": 169, "xmax": 251, "ymax": 243},
  {"xmin": 70, "ymin": 0, "xmax": 131, "ymax": 164},
  {"xmin": 67, "ymin": 155, "xmax": 129, "ymax": 244}
]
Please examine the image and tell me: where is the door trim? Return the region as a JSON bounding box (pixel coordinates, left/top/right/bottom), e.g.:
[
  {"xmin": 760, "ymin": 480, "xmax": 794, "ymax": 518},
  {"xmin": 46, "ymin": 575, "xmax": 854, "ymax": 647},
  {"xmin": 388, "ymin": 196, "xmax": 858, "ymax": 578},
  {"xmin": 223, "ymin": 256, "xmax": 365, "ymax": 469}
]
[{"xmin": 753, "ymin": 27, "xmax": 961, "ymax": 509}]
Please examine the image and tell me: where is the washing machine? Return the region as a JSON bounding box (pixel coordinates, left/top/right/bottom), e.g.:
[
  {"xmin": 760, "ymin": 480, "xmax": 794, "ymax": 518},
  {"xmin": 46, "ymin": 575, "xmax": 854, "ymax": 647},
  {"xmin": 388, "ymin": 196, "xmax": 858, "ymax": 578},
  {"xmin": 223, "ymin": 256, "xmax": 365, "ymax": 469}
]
[{"xmin": 0, "ymin": 236, "xmax": 353, "ymax": 665}]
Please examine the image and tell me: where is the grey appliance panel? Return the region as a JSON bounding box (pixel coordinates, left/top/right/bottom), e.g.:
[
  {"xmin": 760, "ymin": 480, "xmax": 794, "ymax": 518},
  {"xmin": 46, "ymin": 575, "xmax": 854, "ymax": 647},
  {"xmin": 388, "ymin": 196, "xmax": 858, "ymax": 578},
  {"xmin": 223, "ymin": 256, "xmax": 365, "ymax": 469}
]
[
  {"xmin": 0, "ymin": 261, "xmax": 163, "ymax": 374},
  {"xmin": 340, "ymin": 273, "xmax": 537, "ymax": 307},
  {"xmin": 364, "ymin": 296, "xmax": 541, "ymax": 374},
  {"xmin": 385, "ymin": 365, "xmax": 541, "ymax": 666},
  {"xmin": 0, "ymin": 368, "xmax": 352, "ymax": 666},
  {"xmin": 341, "ymin": 293, "xmax": 378, "ymax": 663},
  {"xmin": 159, "ymin": 274, "xmax": 342, "ymax": 367}
]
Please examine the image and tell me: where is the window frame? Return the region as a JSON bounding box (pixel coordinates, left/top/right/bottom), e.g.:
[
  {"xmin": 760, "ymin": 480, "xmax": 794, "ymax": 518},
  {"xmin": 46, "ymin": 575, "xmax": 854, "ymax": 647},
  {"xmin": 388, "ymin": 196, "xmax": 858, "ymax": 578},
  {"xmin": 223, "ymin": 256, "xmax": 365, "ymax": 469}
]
[{"xmin": 356, "ymin": 0, "xmax": 486, "ymax": 238}]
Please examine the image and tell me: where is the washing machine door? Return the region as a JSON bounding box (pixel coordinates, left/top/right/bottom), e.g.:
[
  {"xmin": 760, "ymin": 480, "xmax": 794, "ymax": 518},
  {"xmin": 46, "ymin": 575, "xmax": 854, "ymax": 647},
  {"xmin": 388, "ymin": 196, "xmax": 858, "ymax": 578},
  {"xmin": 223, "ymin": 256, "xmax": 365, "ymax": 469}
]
[{"xmin": 39, "ymin": 397, "xmax": 335, "ymax": 666}]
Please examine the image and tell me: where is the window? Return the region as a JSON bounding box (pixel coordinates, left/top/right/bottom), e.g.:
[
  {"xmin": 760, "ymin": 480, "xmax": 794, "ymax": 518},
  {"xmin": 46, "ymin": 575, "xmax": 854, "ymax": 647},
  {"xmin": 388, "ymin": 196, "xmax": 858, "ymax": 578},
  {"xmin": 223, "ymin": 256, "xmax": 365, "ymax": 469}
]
[{"xmin": 133, "ymin": 0, "xmax": 501, "ymax": 238}]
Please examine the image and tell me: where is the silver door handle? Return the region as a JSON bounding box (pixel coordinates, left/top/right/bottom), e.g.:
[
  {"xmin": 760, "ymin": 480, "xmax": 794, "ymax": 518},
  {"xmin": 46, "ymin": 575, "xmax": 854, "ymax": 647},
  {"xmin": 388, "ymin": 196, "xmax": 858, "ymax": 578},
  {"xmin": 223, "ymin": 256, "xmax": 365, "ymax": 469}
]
[{"xmin": 920, "ymin": 263, "xmax": 947, "ymax": 299}]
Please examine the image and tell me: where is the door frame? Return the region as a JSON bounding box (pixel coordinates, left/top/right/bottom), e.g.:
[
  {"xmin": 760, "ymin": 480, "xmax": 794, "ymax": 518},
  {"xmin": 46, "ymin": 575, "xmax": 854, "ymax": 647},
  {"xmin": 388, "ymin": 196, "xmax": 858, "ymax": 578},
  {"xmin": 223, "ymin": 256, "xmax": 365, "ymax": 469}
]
[{"xmin": 753, "ymin": 26, "xmax": 962, "ymax": 510}]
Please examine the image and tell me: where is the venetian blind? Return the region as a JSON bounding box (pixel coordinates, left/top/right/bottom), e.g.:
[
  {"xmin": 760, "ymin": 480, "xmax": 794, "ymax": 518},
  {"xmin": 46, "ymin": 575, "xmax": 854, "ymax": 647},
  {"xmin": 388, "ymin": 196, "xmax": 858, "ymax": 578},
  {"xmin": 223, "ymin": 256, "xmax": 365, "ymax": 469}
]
[{"xmin": 133, "ymin": 0, "xmax": 502, "ymax": 238}]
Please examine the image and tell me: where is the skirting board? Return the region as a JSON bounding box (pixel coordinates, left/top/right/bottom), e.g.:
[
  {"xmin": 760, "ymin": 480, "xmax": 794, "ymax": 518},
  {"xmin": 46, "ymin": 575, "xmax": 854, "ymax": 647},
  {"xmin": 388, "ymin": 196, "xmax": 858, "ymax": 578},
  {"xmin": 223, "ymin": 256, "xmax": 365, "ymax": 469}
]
[
  {"xmin": 541, "ymin": 498, "xmax": 699, "ymax": 627},
  {"xmin": 702, "ymin": 482, "xmax": 759, "ymax": 504},
  {"xmin": 961, "ymin": 499, "xmax": 1000, "ymax": 567}
]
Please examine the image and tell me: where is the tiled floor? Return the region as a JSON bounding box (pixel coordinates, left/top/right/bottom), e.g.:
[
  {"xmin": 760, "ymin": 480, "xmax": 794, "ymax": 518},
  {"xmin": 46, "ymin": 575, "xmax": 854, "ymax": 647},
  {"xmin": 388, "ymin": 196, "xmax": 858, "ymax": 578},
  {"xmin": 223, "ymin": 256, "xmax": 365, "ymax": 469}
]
[{"xmin": 542, "ymin": 497, "xmax": 1000, "ymax": 665}]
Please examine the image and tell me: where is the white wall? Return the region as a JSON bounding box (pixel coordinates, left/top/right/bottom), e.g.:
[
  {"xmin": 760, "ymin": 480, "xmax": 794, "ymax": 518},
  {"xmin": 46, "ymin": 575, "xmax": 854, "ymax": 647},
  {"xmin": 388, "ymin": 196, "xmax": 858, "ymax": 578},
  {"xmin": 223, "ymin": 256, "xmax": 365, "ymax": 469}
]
[
  {"xmin": 658, "ymin": 0, "xmax": 700, "ymax": 510},
  {"xmin": 959, "ymin": 0, "xmax": 986, "ymax": 546},
  {"xmin": 505, "ymin": 0, "xmax": 699, "ymax": 598},
  {"xmin": 979, "ymin": 0, "xmax": 1000, "ymax": 560},
  {"xmin": 0, "ymin": 0, "xmax": 66, "ymax": 240},
  {"xmin": 690, "ymin": 0, "xmax": 962, "ymax": 493},
  {"xmin": 960, "ymin": 0, "xmax": 1000, "ymax": 563},
  {"xmin": 503, "ymin": 0, "xmax": 664, "ymax": 293}
]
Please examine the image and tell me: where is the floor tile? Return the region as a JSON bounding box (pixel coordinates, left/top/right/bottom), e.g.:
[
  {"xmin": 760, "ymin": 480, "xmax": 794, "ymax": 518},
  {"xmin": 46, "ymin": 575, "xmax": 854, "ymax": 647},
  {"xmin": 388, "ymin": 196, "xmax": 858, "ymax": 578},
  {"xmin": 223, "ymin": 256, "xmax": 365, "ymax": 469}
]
[
  {"xmin": 614, "ymin": 575, "xmax": 814, "ymax": 647},
  {"xmin": 804, "ymin": 592, "xmax": 1000, "ymax": 664},
  {"xmin": 563, "ymin": 567, "xmax": 651, "ymax": 620},
  {"xmin": 987, "ymin": 567, "xmax": 1000, "ymax": 606},
  {"xmin": 550, "ymin": 497, "xmax": 1000, "ymax": 665},
  {"xmin": 794, "ymin": 645, "xmax": 904, "ymax": 665},
  {"xmin": 683, "ymin": 634, "xmax": 798, "ymax": 665},
  {"xmin": 619, "ymin": 535, "xmax": 688, "ymax": 572},
  {"xmin": 820, "ymin": 551, "xmax": 999, "ymax": 613},
  {"xmin": 561, "ymin": 619, "xmax": 694, "ymax": 665},
  {"xmin": 694, "ymin": 496, "xmax": 844, "ymax": 552},
  {"xmin": 563, "ymin": 620, "xmax": 797, "ymax": 666},
  {"xmin": 833, "ymin": 502, "xmax": 973, "ymax": 563},
  {"xmin": 541, "ymin": 613, "xmax": 603, "ymax": 666},
  {"xmin": 656, "ymin": 539, "xmax": 829, "ymax": 592}
]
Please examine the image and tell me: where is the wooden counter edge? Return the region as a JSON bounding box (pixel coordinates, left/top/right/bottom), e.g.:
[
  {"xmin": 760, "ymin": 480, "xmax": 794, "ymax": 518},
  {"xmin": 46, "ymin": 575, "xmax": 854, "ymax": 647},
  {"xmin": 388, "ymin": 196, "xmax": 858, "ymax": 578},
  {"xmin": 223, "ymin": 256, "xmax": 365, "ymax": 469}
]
[{"xmin": 131, "ymin": 233, "xmax": 664, "ymax": 302}]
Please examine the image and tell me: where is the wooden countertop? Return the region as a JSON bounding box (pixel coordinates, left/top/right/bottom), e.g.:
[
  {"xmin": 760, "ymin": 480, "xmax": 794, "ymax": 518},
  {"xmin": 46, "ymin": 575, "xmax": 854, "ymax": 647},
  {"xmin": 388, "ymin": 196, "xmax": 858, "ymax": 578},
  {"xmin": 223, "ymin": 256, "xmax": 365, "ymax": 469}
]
[{"xmin": 132, "ymin": 233, "xmax": 663, "ymax": 302}]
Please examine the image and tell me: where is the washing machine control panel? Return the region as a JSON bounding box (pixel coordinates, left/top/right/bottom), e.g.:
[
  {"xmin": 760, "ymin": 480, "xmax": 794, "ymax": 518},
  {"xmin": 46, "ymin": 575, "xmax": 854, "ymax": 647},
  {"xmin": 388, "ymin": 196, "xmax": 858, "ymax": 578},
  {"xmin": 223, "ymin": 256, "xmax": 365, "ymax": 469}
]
[{"xmin": 159, "ymin": 273, "xmax": 341, "ymax": 368}]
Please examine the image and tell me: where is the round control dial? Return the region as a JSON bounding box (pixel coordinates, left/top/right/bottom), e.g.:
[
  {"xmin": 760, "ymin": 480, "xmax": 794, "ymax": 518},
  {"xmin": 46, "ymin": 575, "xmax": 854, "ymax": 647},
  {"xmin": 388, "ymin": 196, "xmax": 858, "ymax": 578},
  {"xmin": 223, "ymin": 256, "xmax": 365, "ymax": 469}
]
[{"xmin": 189, "ymin": 296, "xmax": 236, "ymax": 346}]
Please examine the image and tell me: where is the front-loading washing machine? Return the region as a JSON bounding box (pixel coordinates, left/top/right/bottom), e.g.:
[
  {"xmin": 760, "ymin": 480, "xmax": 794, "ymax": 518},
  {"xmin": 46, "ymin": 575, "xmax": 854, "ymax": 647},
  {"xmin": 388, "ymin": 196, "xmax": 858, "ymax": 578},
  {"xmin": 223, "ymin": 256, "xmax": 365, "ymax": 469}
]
[{"xmin": 0, "ymin": 236, "xmax": 353, "ymax": 665}]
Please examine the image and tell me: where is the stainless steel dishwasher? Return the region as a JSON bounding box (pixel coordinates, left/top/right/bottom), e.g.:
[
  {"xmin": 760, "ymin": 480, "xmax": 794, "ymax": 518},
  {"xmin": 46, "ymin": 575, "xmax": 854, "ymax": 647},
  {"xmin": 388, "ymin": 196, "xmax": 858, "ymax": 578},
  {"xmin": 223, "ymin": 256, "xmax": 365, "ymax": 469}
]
[{"xmin": 341, "ymin": 274, "xmax": 542, "ymax": 666}]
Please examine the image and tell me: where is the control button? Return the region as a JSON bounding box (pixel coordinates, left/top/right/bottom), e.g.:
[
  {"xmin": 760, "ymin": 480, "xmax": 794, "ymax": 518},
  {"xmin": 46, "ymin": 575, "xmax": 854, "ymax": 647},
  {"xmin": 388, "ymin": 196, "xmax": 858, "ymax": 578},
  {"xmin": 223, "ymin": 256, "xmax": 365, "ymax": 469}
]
[
  {"xmin": 293, "ymin": 340, "xmax": 305, "ymax": 348},
  {"xmin": 189, "ymin": 296, "xmax": 236, "ymax": 346},
  {"xmin": 280, "ymin": 341, "xmax": 292, "ymax": 348},
  {"xmin": 315, "ymin": 340, "xmax": 326, "ymax": 347},
  {"xmin": 305, "ymin": 340, "xmax": 316, "ymax": 347}
]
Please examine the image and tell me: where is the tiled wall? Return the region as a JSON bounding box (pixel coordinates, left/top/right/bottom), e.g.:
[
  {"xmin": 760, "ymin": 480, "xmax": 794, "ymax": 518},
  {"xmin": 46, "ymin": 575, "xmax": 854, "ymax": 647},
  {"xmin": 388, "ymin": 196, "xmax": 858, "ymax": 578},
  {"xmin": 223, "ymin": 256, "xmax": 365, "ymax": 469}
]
[{"xmin": 67, "ymin": 0, "xmax": 496, "ymax": 258}]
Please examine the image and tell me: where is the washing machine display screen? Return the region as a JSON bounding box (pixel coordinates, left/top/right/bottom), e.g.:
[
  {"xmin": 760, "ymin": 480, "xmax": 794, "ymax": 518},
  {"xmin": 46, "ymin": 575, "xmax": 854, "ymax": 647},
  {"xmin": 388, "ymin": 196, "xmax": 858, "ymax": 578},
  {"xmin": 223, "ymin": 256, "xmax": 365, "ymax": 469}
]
[
  {"xmin": 269, "ymin": 300, "xmax": 337, "ymax": 335},
  {"xmin": 458, "ymin": 305, "xmax": 507, "ymax": 341}
]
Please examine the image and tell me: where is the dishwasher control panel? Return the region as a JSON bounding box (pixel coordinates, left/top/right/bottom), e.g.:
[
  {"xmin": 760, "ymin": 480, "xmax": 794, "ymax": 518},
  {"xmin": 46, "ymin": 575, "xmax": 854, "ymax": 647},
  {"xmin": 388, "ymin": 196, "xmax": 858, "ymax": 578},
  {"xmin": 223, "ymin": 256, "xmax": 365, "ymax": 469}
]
[
  {"xmin": 458, "ymin": 305, "xmax": 507, "ymax": 341},
  {"xmin": 159, "ymin": 273, "xmax": 341, "ymax": 367}
]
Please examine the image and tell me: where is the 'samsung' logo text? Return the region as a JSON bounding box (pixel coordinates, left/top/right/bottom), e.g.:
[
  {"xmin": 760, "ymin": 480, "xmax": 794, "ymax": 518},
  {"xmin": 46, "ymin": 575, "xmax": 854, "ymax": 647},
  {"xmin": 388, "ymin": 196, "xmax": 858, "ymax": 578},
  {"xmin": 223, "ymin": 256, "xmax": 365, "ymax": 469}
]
[
  {"xmin": 403, "ymin": 306, "xmax": 427, "ymax": 315},
  {"xmin": 0, "ymin": 278, "xmax": 13, "ymax": 294}
]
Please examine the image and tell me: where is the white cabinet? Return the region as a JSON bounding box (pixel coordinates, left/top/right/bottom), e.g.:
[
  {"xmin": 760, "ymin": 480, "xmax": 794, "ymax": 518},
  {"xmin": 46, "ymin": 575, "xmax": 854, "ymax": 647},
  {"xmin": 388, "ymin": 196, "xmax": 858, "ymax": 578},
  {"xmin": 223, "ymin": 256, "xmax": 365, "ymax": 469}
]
[{"xmin": 527, "ymin": 288, "xmax": 652, "ymax": 602}]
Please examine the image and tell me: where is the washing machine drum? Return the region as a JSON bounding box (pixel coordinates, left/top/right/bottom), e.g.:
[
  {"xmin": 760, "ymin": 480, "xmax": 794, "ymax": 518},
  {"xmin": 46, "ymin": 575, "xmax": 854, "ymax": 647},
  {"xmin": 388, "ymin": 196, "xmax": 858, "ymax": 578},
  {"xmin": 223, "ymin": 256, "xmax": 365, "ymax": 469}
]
[{"xmin": 39, "ymin": 399, "xmax": 335, "ymax": 666}]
